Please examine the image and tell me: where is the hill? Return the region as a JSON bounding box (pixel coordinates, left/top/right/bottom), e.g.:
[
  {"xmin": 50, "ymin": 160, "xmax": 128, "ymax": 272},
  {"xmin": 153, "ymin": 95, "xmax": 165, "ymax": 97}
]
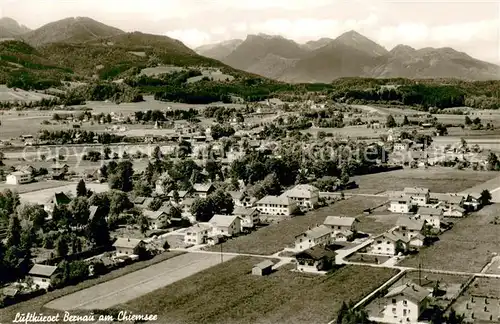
[
  {"xmin": 223, "ymin": 34, "xmax": 308, "ymax": 71},
  {"xmin": 0, "ymin": 17, "xmax": 31, "ymax": 38},
  {"xmin": 302, "ymin": 38, "xmax": 333, "ymax": 50},
  {"xmin": 196, "ymin": 39, "xmax": 243, "ymax": 61},
  {"xmin": 21, "ymin": 17, "xmax": 125, "ymax": 46},
  {"xmin": 0, "ymin": 40, "xmax": 73, "ymax": 89}
]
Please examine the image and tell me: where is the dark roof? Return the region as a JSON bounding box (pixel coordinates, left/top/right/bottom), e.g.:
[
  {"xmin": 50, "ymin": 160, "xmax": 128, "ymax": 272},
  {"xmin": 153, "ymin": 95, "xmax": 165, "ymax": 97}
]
[{"xmin": 295, "ymin": 246, "xmax": 336, "ymax": 261}]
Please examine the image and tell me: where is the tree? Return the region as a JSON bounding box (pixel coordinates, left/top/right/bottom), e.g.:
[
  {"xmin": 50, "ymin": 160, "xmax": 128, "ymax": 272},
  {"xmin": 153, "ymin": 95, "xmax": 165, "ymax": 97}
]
[
  {"xmin": 480, "ymin": 189, "xmax": 492, "ymax": 206},
  {"xmin": 336, "ymin": 302, "xmax": 349, "ymax": 324},
  {"xmin": 18, "ymin": 204, "xmax": 47, "ymax": 231},
  {"xmin": 465, "ymin": 116, "xmax": 472, "ymax": 125},
  {"xmin": 148, "ymin": 198, "xmax": 162, "ymax": 211},
  {"xmin": 133, "ymin": 181, "xmax": 152, "ymax": 197},
  {"xmin": 386, "ymin": 115, "xmax": 396, "ymax": 128},
  {"xmin": 190, "ymin": 198, "xmax": 214, "ymax": 222},
  {"xmin": 87, "ymin": 211, "xmax": 111, "ymax": 247},
  {"xmin": 6, "ymin": 216, "xmax": 21, "ymax": 248},
  {"xmin": 138, "ymin": 215, "xmax": 149, "ymax": 235},
  {"xmin": 402, "ymin": 115, "xmax": 410, "ymax": 126},
  {"xmin": 56, "ymin": 235, "xmax": 69, "ymax": 258},
  {"xmin": 446, "ymin": 308, "xmax": 465, "ymax": 324},
  {"xmin": 152, "ymin": 146, "xmax": 162, "ymax": 159},
  {"xmin": 103, "ymin": 146, "xmax": 112, "ymax": 160},
  {"xmin": 70, "ymin": 197, "xmax": 90, "ymax": 226},
  {"xmin": 76, "ymin": 179, "xmax": 87, "ymax": 197},
  {"xmin": 108, "ymin": 190, "xmax": 132, "ymax": 216},
  {"xmin": 108, "ymin": 160, "xmax": 134, "ymax": 192}
]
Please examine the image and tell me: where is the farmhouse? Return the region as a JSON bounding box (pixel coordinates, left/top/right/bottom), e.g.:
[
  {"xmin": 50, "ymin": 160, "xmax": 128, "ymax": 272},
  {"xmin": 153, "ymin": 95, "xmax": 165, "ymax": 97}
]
[
  {"xmin": 323, "ymin": 216, "xmax": 357, "ymax": 232},
  {"xmin": 416, "ymin": 207, "xmax": 443, "ymax": 229},
  {"xmin": 27, "ymin": 264, "xmax": 58, "ymax": 290},
  {"xmin": 443, "ymin": 206, "xmax": 466, "ymax": 218},
  {"xmin": 252, "ymin": 260, "xmax": 274, "ymax": 276},
  {"xmin": 395, "ymin": 216, "xmax": 424, "ymax": 239},
  {"xmin": 209, "ymin": 214, "xmax": 241, "ymax": 237},
  {"xmin": 113, "ymin": 238, "xmax": 145, "ymax": 256},
  {"xmin": 256, "ymin": 195, "xmax": 297, "ymax": 216},
  {"xmin": 382, "ymin": 282, "xmax": 430, "ymax": 323},
  {"xmin": 430, "ymin": 193, "xmax": 464, "ymax": 208},
  {"xmin": 5, "ymin": 171, "xmax": 32, "ymax": 185},
  {"xmin": 280, "ymin": 184, "xmax": 319, "ymax": 209},
  {"xmin": 295, "ymin": 246, "xmax": 336, "ymax": 273},
  {"xmin": 369, "ymin": 231, "xmax": 408, "ymax": 256},
  {"xmin": 403, "ymin": 187, "xmax": 430, "ymax": 206},
  {"xmin": 184, "ymin": 223, "xmax": 212, "ymax": 245},
  {"xmin": 295, "ymin": 225, "xmax": 332, "ymax": 251},
  {"xmin": 192, "ymin": 183, "xmax": 215, "ymax": 198},
  {"xmin": 143, "ymin": 210, "xmax": 170, "ymax": 230},
  {"xmin": 389, "ymin": 196, "xmax": 413, "ymax": 213},
  {"xmin": 232, "ymin": 206, "xmax": 260, "ymax": 229}
]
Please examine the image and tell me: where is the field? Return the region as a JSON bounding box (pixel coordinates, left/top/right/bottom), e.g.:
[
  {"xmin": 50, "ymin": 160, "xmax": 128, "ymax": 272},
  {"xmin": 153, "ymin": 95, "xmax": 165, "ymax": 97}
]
[
  {"xmin": 350, "ymin": 168, "xmax": 500, "ymax": 194},
  {"xmin": 0, "ymin": 180, "xmax": 70, "ymax": 194},
  {"xmin": 207, "ymin": 196, "xmax": 388, "ymax": 255},
  {"xmin": 119, "ymin": 256, "xmax": 398, "ymax": 324},
  {"xmin": 19, "ymin": 182, "xmax": 109, "ymax": 205},
  {"xmin": 399, "ymin": 203, "xmax": 500, "ymax": 273},
  {"xmin": 0, "ymin": 251, "xmax": 183, "ymax": 322},
  {"xmin": 0, "ymin": 85, "xmax": 55, "ymax": 102},
  {"xmin": 45, "ymin": 252, "xmax": 235, "ymax": 311},
  {"xmin": 452, "ymin": 277, "xmax": 500, "ymax": 322}
]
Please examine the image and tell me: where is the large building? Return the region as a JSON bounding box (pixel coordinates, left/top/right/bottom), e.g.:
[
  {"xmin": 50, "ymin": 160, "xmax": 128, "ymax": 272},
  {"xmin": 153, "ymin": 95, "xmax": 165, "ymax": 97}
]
[
  {"xmin": 382, "ymin": 282, "xmax": 430, "ymax": 323},
  {"xmin": 403, "ymin": 187, "xmax": 430, "ymax": 206},
  {"xmin": 6, "ymin": 171, "xmax": 32, "ymax": 185},
  {"xmin": 280, "ymin": 184, "xmax": 319, "ymax": 209},
  {"xmin": 256, "ymin": 195, "xmax": 297, "ymax": 216}
]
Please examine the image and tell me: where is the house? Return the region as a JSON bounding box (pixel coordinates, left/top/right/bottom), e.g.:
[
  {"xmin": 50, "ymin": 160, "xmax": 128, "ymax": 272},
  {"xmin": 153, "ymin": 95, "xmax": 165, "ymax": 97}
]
[
  {"xmin": 389, "ymin": 197, "xmax": 413, "ymax": 213},
  {"xmin": 143, "ymin": 210, "xmax": 170, "ymax": 230},
  {"xmin": 206, "ymin": 235, "xmax": 225, "ymax": 246},
  {"xmin": 403, "ymin": 187, "xmax": 430, "ymax": 206},
  {"xmin": 408, "ymin": 233, "xmax": 426, "ymax": 249},
  {"xmin": 256, "ymin": 195, "xmax": 297, "ymax": 216},
  {"xmin": 44, "ymin": 192, "xmax": 71, "ymax": 215},
  {"xmin": 167, "ymin": 190, "xmax": 190, "ymax": 204},
  {"xmin": 181, "ymin": 198, "xmax": 195, "ymax": 215},
  {"xmin": 295, "ymin": 225, "xmax": 332, "ymax": 251},
  {"xmin": 383, "ymin": 282, "xmax": 430, "ymax": 323},
  {"xmin": 295, "ymin": 246, "xmax": 336, "ymax": 273},
  {"xmin": 5, "ymin": 171, "xmax": 32, "ymax": 185},
  {"xmin": 280, "ymin": 184, "xmax": 319, "ymax": 209},
  {"xmin": 184, "ymin": 223, "xmax": 212, "ymax": 245},
  {"xmin": 192, "ymin": 183, "xmax": 215, "ymax": 198},
  {"xmin": 233, "ymin": 207, "xmax": 260, "ymax": 229},
  {"xmin": 393, "ymin": 141, "xmax": 410, "ymax": 151},
  {"xmin": 50, "ymin": 163, "xmax": 69, "ymax": 180},
  {"xmin": 252, "ymin": 260, "xmax": 274, "ymax": 276},
  {"xmin": 369, "ymin": 231, "xmax": 409, "ymax": 255},
  {"xmin": 416, "ymin": 207, "xmax": 443, "ymax": 229},
  {"xmin": 241, "ymin": 196, "xmax": 257, "ymax": 207},
  {"xmin": 133, "ymin": 197, "xmax": 154, "ymax": 210},
  {"xmin": 395, "ymin": 216, "xmax": 424, "ymax": 240},
  {"xmin": 443, "ymin": 206, "xmax": 466, "ymax": 218},
  {"xmin": 331, "ymin": 230, "xmax": 354, "ymax": 242},
  {"xmin": 209, "ymin": 215, "xmax": 241, "ymax": 237},
  {"xmin": 323, "ymin": 216, "xmax": 357, "ymax": 233},
  {"xmin": 228, "ymin": 191, "xmax": 245, "ymax": 207},
  {"xmin": 430, "ymin": 193, "xmax": 464, "ymax": 208},
  {"xmin": 113, "ymin": 238, "xmax": 145, "ymax": 256},
  {"xmin": 463, "ymin": 193, "xmax": 481, "ymax": 210},
  {"xmin": 19, "ymin": 165, "xmax": 35, "ymax": 174},
  {"xmin": 27, "ymin": 264, "xmax": 58, "ymax": 290}
]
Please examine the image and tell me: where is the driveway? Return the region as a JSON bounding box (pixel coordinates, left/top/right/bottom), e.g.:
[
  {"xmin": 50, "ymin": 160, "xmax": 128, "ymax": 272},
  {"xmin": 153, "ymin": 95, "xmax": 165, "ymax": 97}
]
[{"xmin": 45, "ymin": 252, "xmax": 235, "ymax": 310}]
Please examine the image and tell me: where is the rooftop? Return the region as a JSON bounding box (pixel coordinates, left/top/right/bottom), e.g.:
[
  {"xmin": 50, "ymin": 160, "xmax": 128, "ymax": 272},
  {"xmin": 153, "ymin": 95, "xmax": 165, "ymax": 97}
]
[
  {"xmin": 299, "ymin": 225, "xmax": 332, "ymax": 239},
  {"xmin": 385, "ymin": 282, "xmax": 430, "ymax": 303},
  {"xmin": 28, "ymin": 264, "xmax": 57, "ymax": 277},
  {"xmin": 209, "ymin": 214, "xmax": 239, "ymax": 228},
  {"xmin": 403, "ymin": 187, "xmax": 430, "ymax": 195},
  {"xmin": 396, "ymin": 216, "xmax": 424, "ymax": 231},
  {"xmin": 113, "ymin": 237, "xmax": 143, "ymax": 249},
  {"xmin": 257, "ymin": 195, "xmax": 293, "ymax": 206},
  {"xmin": 323, "ymin": 216, "xmax": 357, "ymax": 227},
  {"xmin": 253, "ymin": 260, "xmax": 274, "ymax": 269},
  {"xmin": 417, "ymin": 207, "xmax": 443, "ymax": 216}
]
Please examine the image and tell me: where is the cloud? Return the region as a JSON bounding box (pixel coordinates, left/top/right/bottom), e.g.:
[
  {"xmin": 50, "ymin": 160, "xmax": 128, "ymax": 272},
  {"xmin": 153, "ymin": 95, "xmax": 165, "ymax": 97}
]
[{"xmin": 165, "ymin": 29, "xmax": 212, "ymax": 47}]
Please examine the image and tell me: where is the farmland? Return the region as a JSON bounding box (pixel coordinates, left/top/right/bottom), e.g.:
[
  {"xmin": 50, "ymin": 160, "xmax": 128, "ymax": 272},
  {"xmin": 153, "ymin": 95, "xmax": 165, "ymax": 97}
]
[
  {"xmin": 119, "ymin": 257, "xmax": 398, "ymax": 324},
  {"xmin": 350, "ymin": 167, "xmax": 500, "ymax": 194},
  {"xmin": 399, "ymin": 203, "xmax": 500, "ymax": 273},
  {"xmin": 452, "ymin": 277, "xmax": 500, "ymax": 323},
  {"xmin": 207, "ymin": 196, "xmax": 387, "ymax": 255}
]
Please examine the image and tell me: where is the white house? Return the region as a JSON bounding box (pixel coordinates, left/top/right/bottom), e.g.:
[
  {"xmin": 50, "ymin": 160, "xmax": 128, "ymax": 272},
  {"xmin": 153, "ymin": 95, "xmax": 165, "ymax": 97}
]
[
  {"xmin": 256, "ymin": 195, "xmax": 297, "ymax": 216},
  {"xmin": 383, "ymin": 282, "xmax": 430, "ymax": 323},
  {"xmin": 232, "ymin": 207, "xmax": 260, "ymax": 229},
  {"xmin": 331, "ymin": 230, "xmax": 354, "ymax": 242},
  {"xmin": 209, "ymin": 214, "xmax": 241, "ymax": 237},
  {"xmin": 389, "ymin": 197, "xmax": 413, "ymax": 214},
  {"xmin": 27, "ymin": 264, "xmax": 58, "ymax": 290},
  {"xmin": 443, "ymin": 206, "xmax": 466, "ymax": 218},
  {"xmin": 295, "ymin": 246, "xmax": 336, "ymax": 273},
  {"xmin": 280, "ymin": 184, "xmax": 319, "ymax": 209},
  {"xmin": 184, "ymin": 223, "xmax": 212, "ymax": 245},
  {"xmin": 395, "ymin": 216, "xmax": 424, "ymax": 240},
  {"xmin": 228, "ymin": 191, "xmax": 245, "ymax": 207},
  {"xmin": 113, "ymin": 238, "xmax": 145, "ymax": 256},
  {"xmin": 192, "ymin": 183, "xmax": 215, "ymax": 198},
  {"xmin": 403, "ymin": 187, "xmax": 430, "ymax": 206},
  {"xmin": 6, "ymin": 171, "xmax": 32, "ymax": 185},
  {"xmin": 294, "ymin": 225, "xmax": 332, "ymax": 251},
  {"xmin": 143, "ymin": 210, "xmax": 170, "ymax": 230},
  {"xmin": 323, "ymin": 216, "xmax": 357, "ymax": 233},
  {"xmin": 416, "ymin": 207, "xmax": 443, "ymax": 229},
  {"xmin": 369, "ymin": 232, "xmax": 409, "ymax": 256}
]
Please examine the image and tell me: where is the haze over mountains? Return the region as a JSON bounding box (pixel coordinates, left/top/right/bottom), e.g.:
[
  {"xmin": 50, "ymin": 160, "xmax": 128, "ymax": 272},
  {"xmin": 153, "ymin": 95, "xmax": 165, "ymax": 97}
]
[
  {"xmin": 197, "ymin": 31, "xmax": 500, "ymax": 82},
  {"xmin": 1, "ymin": 16, "xmax": 499, "ymax": 82}
]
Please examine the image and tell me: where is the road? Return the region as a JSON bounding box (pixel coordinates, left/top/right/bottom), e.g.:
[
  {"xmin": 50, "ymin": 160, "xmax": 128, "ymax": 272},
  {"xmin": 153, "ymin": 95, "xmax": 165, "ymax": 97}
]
[{"xmin": 45, "ymin": 252, "xmax": 237, "ymax": 311}]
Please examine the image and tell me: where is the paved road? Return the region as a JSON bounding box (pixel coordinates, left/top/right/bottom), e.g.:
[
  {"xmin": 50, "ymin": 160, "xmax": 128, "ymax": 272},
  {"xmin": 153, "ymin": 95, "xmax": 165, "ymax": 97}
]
[{"xmin": 45, "ymin": 252, "xmax": 236, "ymax": 311}]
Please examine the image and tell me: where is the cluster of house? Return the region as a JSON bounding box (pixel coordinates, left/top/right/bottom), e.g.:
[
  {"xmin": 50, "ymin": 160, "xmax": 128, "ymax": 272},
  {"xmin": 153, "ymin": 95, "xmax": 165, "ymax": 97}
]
[{"xmin": 294, "ymin": 216, "xmax": 357, "ymax": 251}]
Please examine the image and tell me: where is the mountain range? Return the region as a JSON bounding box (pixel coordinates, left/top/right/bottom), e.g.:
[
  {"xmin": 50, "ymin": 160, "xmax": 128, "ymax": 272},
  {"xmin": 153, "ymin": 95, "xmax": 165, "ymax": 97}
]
[
  {"xmin": 197, "ymin": 31, "xmax": 500, "ymax": 82},
  {"xmin": 0, "ymin": 16, "xmax": 499, "ymax": 82}
]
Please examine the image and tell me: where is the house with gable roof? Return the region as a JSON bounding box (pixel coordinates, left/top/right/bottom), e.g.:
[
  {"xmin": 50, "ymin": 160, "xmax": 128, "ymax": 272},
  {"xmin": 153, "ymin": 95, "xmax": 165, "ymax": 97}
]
[
  {"xmin": 294, "ymin": 225, "xmax": 332, "ymax": 251},
  {"xmin": 209, "ymin": 214, "xmax": 241, "ymax": 237},
  {"xmin": 382, "ymin": 282, "xmax": 431, "ymax": 323},
  {"xmin": 280, "ymin": 184, "xmax": 319, "ymax": 209}
]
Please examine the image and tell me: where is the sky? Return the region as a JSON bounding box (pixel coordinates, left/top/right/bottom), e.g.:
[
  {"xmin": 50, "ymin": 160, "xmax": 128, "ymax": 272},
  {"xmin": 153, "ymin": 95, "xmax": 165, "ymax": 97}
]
[{"xmin": 1, "ymin": 0, "xmax": 500, "ymax": 63}]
